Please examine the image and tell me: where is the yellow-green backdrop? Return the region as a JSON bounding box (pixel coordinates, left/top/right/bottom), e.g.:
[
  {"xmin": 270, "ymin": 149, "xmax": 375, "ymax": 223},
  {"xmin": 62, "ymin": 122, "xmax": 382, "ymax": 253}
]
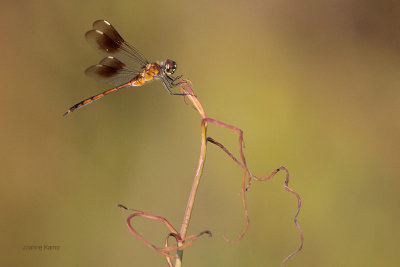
[{"xmin": 1, "ymin": 1, "xmax": 399, "ymax": 266}]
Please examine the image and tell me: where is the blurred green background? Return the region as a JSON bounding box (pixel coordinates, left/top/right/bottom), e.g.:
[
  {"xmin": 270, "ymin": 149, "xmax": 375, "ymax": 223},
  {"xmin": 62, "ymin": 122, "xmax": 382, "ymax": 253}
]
[{"xmin": 1, "ymin": 0, "xmax": 399, "ymax": 266}]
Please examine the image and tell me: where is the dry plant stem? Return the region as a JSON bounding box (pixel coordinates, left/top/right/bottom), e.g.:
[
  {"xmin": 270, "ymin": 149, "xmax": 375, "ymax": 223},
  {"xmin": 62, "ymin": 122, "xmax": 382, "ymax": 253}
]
[
  {"xmin": 119, "ymin": 81, "xmax": 209, "ymax": 267},
  {"xmin": 121, "ymin": 79, "xmax": 302, "ymax": 266},
  {"xmin": 175, "ymin": 82, "xmax": 207, "ymax": 267},
  {"xmin": 179, "ymin": 120, "xmax": 207, "ymax": 239},
  {"xmin": 174, "ymin": 125, "xmax": 207, "ymax": 267},
  {"xmin": 176, "ymin": 80, "xmax": 303, "ymax": 266}
]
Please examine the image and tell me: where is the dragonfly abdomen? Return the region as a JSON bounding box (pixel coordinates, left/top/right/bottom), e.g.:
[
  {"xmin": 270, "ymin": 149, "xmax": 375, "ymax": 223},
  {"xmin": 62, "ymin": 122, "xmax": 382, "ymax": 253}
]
[{"xmin": 63, "ymin": 82, "xmax": 131, "ymax": 116}]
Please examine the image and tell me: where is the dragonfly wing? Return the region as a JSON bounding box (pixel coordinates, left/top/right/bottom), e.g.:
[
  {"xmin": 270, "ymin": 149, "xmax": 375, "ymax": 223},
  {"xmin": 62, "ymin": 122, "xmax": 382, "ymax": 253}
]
[
  {"xmin": 85, "ymin": 20, "xmax": 149, "ymax": 70},
  {"xmin": 85, "ymin": 56, "xmax": 138, "ymax": 86},
  {"xmin": 98, "ymin": 55, "xmax": 126, "ymax": 69}
]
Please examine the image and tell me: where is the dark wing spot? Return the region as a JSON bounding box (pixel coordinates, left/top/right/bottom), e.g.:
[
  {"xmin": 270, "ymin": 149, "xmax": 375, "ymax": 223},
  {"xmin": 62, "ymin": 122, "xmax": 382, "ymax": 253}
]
[
  {"xmin": 85, "ymin": 65, "xmax": 120, "ymax": 78},
  {"xmin": 98, "ymin": 56, "xmax": 126, "ymax": 69},
  {"xmin": 85, "ymin": 30, "xmax": 121, "ymax": 54}
]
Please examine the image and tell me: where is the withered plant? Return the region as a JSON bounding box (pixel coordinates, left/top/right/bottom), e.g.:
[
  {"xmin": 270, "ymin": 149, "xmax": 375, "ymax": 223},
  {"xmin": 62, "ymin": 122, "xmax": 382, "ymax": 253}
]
[{"xmin": 118, "ymin": 79, "xmax": 303, "ymax": 266}]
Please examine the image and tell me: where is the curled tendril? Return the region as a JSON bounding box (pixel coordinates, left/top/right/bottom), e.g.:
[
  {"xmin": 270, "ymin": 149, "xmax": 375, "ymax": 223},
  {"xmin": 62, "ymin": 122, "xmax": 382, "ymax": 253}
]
[{"xmin": 119, "ymin": 205, "xmax": 211, "ymax": 263}]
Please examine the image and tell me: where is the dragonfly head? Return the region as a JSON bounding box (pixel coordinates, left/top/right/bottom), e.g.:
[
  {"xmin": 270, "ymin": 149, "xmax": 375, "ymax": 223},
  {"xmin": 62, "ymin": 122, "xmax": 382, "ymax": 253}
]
[{"xmin": 164, "ymin": 59, "xmax": 177, "ymax": 75}]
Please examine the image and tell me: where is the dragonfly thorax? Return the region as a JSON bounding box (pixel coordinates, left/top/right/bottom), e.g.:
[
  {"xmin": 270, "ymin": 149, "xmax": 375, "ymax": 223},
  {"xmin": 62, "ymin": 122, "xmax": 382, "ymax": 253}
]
[{"xmin": 163, "ymin": 59, "xmax": 177, "ymax": 75}]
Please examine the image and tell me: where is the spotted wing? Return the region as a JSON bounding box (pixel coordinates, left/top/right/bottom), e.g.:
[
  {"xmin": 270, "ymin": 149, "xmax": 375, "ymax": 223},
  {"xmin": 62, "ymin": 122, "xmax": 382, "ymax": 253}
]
[
  {"xmin": 85, "ymin": 20, "xmax": 149, "ymax": 71},
  {"xmin": 85, "ymin": 56, "xmax": 139, "ymax": 85}
]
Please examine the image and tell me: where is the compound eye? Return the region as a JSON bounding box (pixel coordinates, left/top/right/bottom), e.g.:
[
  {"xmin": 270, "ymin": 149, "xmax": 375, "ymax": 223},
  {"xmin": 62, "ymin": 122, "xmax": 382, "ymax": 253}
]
[{"xmin": 165, "ymin": 59, "xmax": 177, "ymax": 75}]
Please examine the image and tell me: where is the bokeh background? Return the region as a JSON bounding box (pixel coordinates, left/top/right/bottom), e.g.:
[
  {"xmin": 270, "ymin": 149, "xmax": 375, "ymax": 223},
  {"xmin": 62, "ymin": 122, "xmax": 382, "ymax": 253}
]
[{"xmin": 1, "ymin": 0, "xmax": 399, "ymax": 266}]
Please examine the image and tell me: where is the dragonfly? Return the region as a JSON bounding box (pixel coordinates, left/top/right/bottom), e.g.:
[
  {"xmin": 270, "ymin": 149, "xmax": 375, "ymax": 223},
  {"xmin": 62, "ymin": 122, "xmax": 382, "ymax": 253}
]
[{"xmin": 64, "ymin": 20, "xmax": 184, "ymax": 116}]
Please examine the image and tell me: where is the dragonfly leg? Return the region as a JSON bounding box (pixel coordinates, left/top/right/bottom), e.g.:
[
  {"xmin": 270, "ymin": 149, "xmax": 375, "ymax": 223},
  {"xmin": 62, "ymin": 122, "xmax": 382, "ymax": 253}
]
[
  {"xmin": 166, "ymin": 75, "xmax": 184, "ymax": 87},
  {"xmin": 161, "ymin": 77, "xmax": 188, "ymax": 96}
]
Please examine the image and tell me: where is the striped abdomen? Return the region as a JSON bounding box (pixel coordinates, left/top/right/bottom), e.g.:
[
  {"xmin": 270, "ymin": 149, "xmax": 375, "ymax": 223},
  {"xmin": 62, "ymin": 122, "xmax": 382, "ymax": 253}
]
[{"xmin": 64, "ymin": 63, "xmax": 162, "ymax": 116}]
